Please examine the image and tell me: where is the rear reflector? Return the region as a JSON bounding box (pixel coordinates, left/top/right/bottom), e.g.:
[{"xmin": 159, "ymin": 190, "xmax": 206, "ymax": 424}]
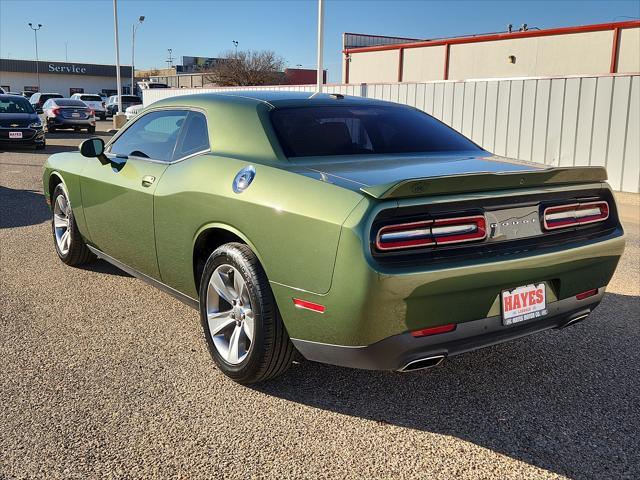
[
  {"xmin": 410, "ymin": 323, "xmax": 456, "ymax": 337},
  {"xmin": 293, "ymin": 298, "xmax": 325, "ymax": 313},
  {"xmin": 543, "ymin": 201, "xmax": 609, "ymax": 230},
  {"xmin": 376, "ymin": 215, "xmax": 486, "ymax": 251},
  {"xmin": 576, "ymin": 288, "xmax": 598, "ymax": 300}
]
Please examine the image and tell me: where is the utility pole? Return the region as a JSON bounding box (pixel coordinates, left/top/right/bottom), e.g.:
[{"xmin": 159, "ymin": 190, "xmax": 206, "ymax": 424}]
[
  {"xmin": 28, "ymin": 23, "xmax": 42, "ymax": 92},
  {"xmin": 166, "ymin": 48, "xmax": 174, "ymax": 68},
  {"xmin": 315, "ymin": 0, "xmax": 324, "ymax": 94},
  {"xmin": 132, "ymin": 16, "xmax": 145, "ymax": 94}
]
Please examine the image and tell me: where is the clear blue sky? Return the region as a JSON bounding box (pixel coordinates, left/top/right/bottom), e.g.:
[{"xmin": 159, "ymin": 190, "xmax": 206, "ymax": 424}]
[{"xmin": 1, "ymin": 0, "xmax": 638, "ymax": 82}]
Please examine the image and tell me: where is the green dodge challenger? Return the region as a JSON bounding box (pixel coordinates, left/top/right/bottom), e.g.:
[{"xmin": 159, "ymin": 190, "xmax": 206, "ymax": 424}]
[{"xmin": 42, "ymin": 91, "xmax": 625, "ymax": 383}]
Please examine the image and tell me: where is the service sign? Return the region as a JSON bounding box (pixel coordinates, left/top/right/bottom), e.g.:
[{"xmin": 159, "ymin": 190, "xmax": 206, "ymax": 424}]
[{"xmin": 502, "ymin": 283, "xmax": 547, "ymax": 326}]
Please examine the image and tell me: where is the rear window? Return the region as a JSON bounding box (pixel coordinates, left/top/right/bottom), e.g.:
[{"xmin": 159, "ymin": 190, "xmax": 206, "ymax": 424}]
[
  {"xmin": 80, "ymin": 95, "xmax": 102, "ymax": 101},
  {"xmin": 271, "ymin": 105, "xmax": 480, "ymax": 158},
  {"xmin": 40, "ymin": 94, "xmax": 63, "ymax": 102},
  {"xmin": 122, "ymin": 96, "xmax": 141, "ymax": 103},
  {"xmin": 55, "ymin": 99, "xmax": 86, "ymax": 107},
  {"xmin": 0, "ymin": 96, "xmax": 35, "ymax": 113}
]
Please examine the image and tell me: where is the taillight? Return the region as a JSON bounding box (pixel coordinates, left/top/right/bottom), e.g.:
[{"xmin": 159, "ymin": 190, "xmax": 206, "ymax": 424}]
[
  {"xmin": 543, "ymin": 201, "xmax": 609, "ymax": 230},
  {"xmin": 88, "ymin": 108, "xmax": 94, "ymax": 116},
  {"xmin": 376, "ymin": 215, "xmax": 486, "ymax": 251},
  {"xmin": 51, "ymin": 107, "xmax": 60, "ymax": 116}
]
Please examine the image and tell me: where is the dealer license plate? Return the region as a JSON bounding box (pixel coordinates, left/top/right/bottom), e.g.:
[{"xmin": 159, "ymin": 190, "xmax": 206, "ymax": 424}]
[
  {"xmin": 72, "ymin": 112, "xmax": 80, "ymax": 118},
  {"xmin": 501, "ymin": 283, "xmax": 547, "ymax": 326},
  {"xmin": 9, "ymin": 131, "xmax": 23, "ymax": 139}
]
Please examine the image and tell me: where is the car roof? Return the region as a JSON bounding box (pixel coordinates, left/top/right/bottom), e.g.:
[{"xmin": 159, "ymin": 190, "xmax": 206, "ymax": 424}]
[{"xmin": 151, "ymin": 90, "xmax": 399, "ymax": 110}]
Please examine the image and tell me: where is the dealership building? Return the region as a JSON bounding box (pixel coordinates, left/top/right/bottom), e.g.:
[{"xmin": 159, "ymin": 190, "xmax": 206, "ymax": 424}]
[
  {"xmin": 0, "ymin": 58, "xmax": 132, "ymax": 96},
  {"xmin": 342, "ymin": 20, "xmax": 640, "ymax": 83}
]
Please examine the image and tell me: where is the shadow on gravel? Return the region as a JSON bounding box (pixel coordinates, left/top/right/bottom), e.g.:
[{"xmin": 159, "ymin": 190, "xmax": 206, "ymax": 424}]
[
  {"xmin": 256, "ymin": 292, "xmax": 640, "ymax": 480},
  {"xmin": 0, "ymin": 185, "xmax": 50, "ymax": 228},
  {"xmin": 80, "ymin": 259, "xmax": 132, "ymax": 278}
]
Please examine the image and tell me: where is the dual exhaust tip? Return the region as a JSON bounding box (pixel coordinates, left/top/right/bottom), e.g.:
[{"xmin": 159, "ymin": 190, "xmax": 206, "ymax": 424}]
[{"xmin": 400, "ymin": 310, "xmax": 592, "ymax": 372}]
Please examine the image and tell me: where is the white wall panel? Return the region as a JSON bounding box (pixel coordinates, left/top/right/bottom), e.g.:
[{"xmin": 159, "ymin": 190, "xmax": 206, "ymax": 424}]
[{"xmin": 143, "ymin": 74, "xmax": 640, "ymax": 192}]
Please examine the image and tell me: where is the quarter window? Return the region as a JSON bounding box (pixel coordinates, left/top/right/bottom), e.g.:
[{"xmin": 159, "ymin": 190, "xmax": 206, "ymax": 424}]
[
  {"xmin": 174, "ymin": 111, "xmax": 210, "ymax": 158},
  {"xmin": 108, "ymin": 110, "xmax": 188, "ymax": 162}
]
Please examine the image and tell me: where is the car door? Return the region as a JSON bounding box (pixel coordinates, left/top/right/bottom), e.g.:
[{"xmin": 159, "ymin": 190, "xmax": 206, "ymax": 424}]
[{"xmin": 80, "ymin": 109, "xmax": 190, "ymax": 279}]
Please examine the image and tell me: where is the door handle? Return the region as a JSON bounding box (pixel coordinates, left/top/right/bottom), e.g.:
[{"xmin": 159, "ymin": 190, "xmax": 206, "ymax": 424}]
[{"xmin": 141, "ymin": 175, "xmax": 156, "ymax": 187}]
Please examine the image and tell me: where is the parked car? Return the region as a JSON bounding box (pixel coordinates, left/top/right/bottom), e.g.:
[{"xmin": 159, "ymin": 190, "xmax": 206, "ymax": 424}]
[
  {"xmin": 71, "ymin": 93, "xmax": 106, "ymax": 120},
  {"xmin": 105, "ymin": 95, "xmax": 142, "ymax": 117},
  {"xmin": 42, "ymin": 91, "xmax": 625, "ymax": 384},
  {"xmin": 124, "ymin": 103, "xmax": 143, "ymax": 120},
  {"xmin": 0, "ymin": 94, "xmax": 45, "ymax": 149},
  {"xmin": 29, "ymin": 92, "xmax": 63, "ymax": 113},
  {"xmin": 41, "ymin": 98, "xmax": 96, "ymax": 133},
  {"xmin": 21, "ymin": 91, "xmax": 36, "ymax": 99}
]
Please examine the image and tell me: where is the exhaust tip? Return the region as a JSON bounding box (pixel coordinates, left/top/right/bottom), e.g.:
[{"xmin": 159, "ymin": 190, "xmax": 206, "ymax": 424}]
[
  {"xmin": 399, "ymin": 355, "xmax": 445, "ymax": 372},
  {"xmin": 559, "ymin": 311, "xmax": 591, "ymax": 329}
]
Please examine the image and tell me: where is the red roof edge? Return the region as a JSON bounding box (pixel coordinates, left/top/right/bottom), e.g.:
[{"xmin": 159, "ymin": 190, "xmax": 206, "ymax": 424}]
[{"xmin": 343, "ymin": 20, "xmax": 640, "ymax": 54}]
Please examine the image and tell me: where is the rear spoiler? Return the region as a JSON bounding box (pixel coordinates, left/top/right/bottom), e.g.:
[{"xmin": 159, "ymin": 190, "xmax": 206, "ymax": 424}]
[{"xmin": 359, "ymin": 166, "xmax": 608, "ymax": 199}]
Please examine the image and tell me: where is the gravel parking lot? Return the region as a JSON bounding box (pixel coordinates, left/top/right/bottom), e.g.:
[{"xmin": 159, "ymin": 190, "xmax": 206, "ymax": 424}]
[{"xmin": 1, "ymin": 124, "xmax": 639, "ymax": 479}]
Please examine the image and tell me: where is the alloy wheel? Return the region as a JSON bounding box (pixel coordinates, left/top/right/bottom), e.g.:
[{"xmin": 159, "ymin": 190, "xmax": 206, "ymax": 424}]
[
  {"xmin": 53, "ymin": 193, "xmax": 71, "ymax": 255},
  {"xmin": 206, "ymin": 265, "xmax": 255, "ymax": 365}
]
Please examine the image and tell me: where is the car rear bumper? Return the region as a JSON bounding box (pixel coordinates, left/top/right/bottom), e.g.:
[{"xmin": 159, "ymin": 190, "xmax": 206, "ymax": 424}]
[
  {"xmin": 50, "ymin": 118, "xmax": 95, "ymax": 127},
  {"xmin": 291, "ymin": 290, "xmax": 604, "ymax": 371}
]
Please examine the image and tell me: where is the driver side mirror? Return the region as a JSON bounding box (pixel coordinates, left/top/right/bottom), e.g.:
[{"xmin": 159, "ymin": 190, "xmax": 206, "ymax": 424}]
[{"xmin": 79, "ymin": 137, "xmax": 105, "ymax": 158}]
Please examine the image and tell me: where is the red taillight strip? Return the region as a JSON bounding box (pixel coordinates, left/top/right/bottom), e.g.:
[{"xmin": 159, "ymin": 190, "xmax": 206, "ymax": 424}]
[
  {"xmin": 411, "ymin": 323, "xmax": 457, "ymax": 337},
  {"xmin": 431, "ymin": 215, "xmax": 487, "ymax": 245},
  {"xmin": 293, "ymin": 298, "xmax": 326, "ymax": 313},
  {"xmin": 543, "ymin": 201, "xmax": 609, "ymax": 230},
  {"xmin": 376, "ymin": 220, "xmax": 434, "ymax": 251},
  {"xmin": 375, "ymin": 215, "xmax": 486, "ymax": 251}
]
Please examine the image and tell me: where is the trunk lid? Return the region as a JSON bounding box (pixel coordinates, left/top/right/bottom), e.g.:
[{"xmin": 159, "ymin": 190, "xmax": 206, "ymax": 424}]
[{"xmin": 289, "ymin": 152, "xmax": 607, "ymax": 199}]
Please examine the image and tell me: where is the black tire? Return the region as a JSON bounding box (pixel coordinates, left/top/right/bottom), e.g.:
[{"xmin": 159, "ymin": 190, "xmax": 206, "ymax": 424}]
[
  {"xmin": 88, "ymin": 126, "xmax": 96, "ymax": 133},
  {"xmin": 35, "ymin": 142, "xmax": 45, "ymax": 150},
  {"xmin": 99, "ymin": 114, "xmax": 106, "ymax": 121},
  {"xmin": 51, "ymin": 183, "xmax": 94, "ymax": 266},
  {"xmin": 199, "ymin": 243, "xmax": 295, "ymax": 384},
  {"xmin": 48, "ymin": 122, "xmax": 56, "ymax": 133}
]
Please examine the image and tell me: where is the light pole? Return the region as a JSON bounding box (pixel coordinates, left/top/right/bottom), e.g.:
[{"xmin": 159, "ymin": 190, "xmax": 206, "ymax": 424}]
[
  {"xmin": 315, "ymin": 0, "xmax": 324, "ymax": 94},
  {"xmin": 113, "ymin": 0, "xmax": 123, "ymax": 123},
  {"xmin": 232, "ymin": 40, "xmax": 238, "ymax": 58},
  {"xmin": 132, "ymin": 15, "xmax": 145, "ymax": 94},
  {"xmin": 28, "ymin": 23, "xmax": 42, "ymax": 92},
  {"xmin": 65, "ymin": 41, "xmax": 68, "ymax": 62}
]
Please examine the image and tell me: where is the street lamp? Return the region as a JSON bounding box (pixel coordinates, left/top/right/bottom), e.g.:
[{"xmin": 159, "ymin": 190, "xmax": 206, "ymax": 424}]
[
  {"xmin": 28, "ymin": 23, "xmax": 42, "ymax": 92},
  {"xmin": 112, "ymin": 0, "xmax": 123, "ymax": 123},
  {"xmin": 232, "ymin": 40, "xmax": 238, "ymax": 57},
  {"xmin": 131, "ymin": 15, "xmax": 145, "ymax": 94}
]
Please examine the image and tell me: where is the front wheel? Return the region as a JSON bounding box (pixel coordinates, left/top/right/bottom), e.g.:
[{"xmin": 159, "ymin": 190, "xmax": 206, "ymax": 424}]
[
  {"xmin": 51, "ymin": 183, "xmax": 94, "ymax": 266},
  {"xmin": 87, "ymin": 126, "xmax": 96, "ymax": 133},
  {"xmin": 199, "ymin": 243, "xmax": 295, "ymax": 384}
]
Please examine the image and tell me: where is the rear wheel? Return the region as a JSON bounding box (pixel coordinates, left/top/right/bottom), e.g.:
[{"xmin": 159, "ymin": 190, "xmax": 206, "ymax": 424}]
[
  {"xmin": 47, "ymin": 122, "xmax": 56, "ymax": 133},
  {"xmin": 51, "ymin": 183, "xmax": 94, "ymax": 266},
  {"xmin": 199, "ymin": 243, "xmax": 295, "ymax": 384},
  {"xmin": 87, "ymin": 126, "xmax": 96, "ymax": 133}
]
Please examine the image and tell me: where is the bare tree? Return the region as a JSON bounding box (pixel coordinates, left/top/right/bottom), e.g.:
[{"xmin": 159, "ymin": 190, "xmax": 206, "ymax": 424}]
[{"xmin": 204, "ymin": 50, "xmax": 286, "ymax": 86}]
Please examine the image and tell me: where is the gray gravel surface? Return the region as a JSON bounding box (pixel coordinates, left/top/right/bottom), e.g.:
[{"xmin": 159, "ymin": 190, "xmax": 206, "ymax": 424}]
[{"xmin": 1, "ymin": 125, "xmax": 639, "ymax": 479}]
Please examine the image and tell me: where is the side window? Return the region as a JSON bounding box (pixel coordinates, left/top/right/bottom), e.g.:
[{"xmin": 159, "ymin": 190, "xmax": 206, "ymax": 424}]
[
  {"xmin": 108, "ymin": 110, "xmax": 188, "ymax": 162},
  {"xmin": 42, "ymin": 100, "xmax": 51, "ymax": 109},
  {"xmin": 174, "ymin": 111, "xmax": 210, "ymax": 159}
]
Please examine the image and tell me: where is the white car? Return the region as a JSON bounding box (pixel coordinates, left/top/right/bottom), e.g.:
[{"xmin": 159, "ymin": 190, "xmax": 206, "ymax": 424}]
[
  {"xmin": 125, "ymin": 103, "xmax": 143, "ymax": 120},
  {"xmin": 70, "ymin": 93, "xmax": 106, "ymax": 120}
]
